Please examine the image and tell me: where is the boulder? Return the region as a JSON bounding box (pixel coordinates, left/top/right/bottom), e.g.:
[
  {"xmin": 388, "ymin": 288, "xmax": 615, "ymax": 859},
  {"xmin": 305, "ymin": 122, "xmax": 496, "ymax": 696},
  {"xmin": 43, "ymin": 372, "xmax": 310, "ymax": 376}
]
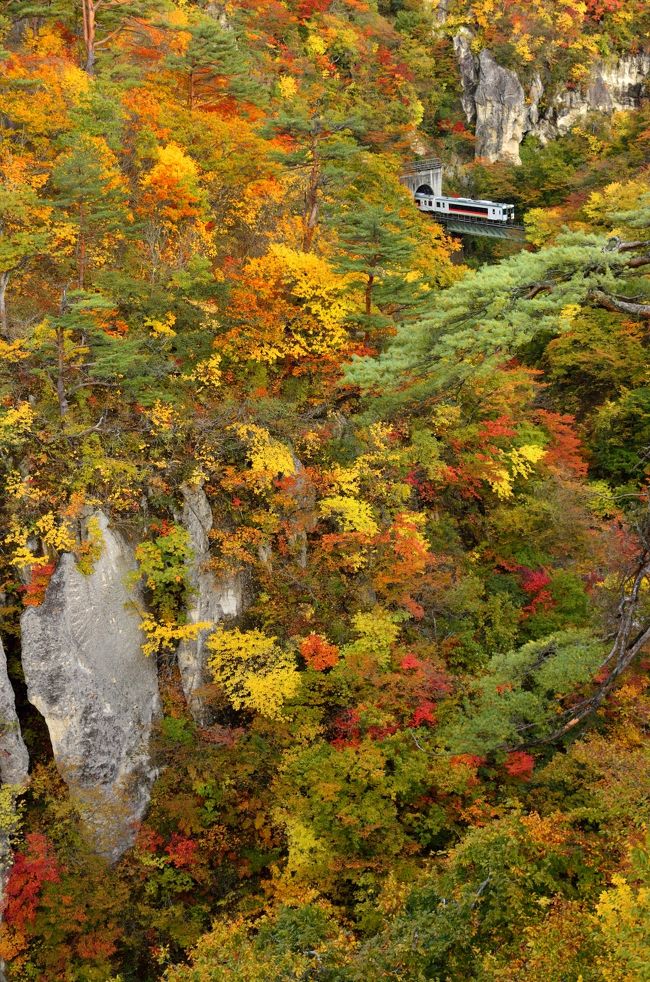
[{"xmin": 21, "ymin": 512, "xmax": 160, "ymax": 861}]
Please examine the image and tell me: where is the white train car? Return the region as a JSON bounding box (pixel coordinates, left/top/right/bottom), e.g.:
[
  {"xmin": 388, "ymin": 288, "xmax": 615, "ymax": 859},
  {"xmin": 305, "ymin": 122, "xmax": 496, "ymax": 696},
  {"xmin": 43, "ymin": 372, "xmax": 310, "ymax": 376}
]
[{"xmin": 415, "ymin": 194, "xmax": 515, "ymax": 223}]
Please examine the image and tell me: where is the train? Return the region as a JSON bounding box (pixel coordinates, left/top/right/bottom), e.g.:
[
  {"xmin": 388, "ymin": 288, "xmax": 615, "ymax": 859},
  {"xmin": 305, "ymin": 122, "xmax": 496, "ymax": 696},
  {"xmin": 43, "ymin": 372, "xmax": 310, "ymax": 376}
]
[{"xmin": 414, "ymin": 193, "xmax": 516, "ymax": 223}]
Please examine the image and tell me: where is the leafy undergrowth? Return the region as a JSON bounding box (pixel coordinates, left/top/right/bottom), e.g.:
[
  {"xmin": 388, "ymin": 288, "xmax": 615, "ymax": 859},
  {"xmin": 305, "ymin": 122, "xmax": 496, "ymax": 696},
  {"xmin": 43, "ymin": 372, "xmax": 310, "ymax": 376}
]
[{"xmin": 0, "ymin": 1, "xmax": 649, "ymax": 979}]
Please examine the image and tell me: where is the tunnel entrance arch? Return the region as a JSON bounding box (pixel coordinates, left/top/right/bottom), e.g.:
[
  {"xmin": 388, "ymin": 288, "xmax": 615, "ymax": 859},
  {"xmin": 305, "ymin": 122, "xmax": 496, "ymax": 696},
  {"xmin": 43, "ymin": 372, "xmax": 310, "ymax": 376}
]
[{"xmin": 399, "ymin": 157, "xmax": 442, "ymax": 198}]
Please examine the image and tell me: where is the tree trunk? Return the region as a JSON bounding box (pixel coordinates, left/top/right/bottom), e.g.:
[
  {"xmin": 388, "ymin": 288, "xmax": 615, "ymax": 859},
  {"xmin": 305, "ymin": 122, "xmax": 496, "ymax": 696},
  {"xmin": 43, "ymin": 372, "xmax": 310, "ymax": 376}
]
[
  {"xmin": 302, "ymin": 140, "xmax": 320, "ymax": 253},
  {"xmin": 56, "ymin": 290, "xmax": 70, "ymax": 417},
  {"xmin": 0, "ymin": 271, "xmax": 10, "ymax": 339},
  {"xmin": 588, "ymin": 288, "xmax": 650, "ymax": 319},
  {"xmin": 56, "ymin": 332, "xmax": 70, "ymax": 417},
  {"xmin": 537, "ymin": 553, "xmax": 650, "ymax": 745},
  {"xmin": 365, "ymin": 273, "xmax": 374, "ymax": 317},
  {"xmin": 78, "ymin": 203, "xmax": 86, "ymax": 289},
  {"xmin": 82, "ymin": 0, "xmax": 96, "ymax": 75}
]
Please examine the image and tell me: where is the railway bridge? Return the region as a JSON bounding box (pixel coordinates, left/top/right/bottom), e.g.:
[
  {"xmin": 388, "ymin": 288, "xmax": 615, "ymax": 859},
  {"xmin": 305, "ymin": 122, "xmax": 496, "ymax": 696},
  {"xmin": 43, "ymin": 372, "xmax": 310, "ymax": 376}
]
[
  {"xmin": 428, "ymin": 213, "xmax": 527, "ymax": 240},
  {"xmin": 400, "ymin": 158, "xmax": 526, "ymax": 242}
]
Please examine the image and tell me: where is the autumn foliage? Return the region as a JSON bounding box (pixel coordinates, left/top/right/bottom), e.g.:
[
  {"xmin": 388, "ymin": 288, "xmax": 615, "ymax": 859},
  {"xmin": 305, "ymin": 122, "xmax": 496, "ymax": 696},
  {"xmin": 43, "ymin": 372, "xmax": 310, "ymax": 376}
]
[{"xmin": 0, "ymin": 0, "xmax": 649, "ymax": 980}]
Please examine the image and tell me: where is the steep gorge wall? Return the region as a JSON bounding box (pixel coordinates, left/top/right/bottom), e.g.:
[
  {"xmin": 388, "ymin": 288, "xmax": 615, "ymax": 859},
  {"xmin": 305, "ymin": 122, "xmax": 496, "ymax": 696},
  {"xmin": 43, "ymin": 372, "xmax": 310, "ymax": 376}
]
[
  {"xmin": 453, "ymin": 32, "xmax": 650, "ymax": 163},
  {"xmin": 176, "ymin": 485, "xmax": 246, "ymax": 725},
  {"xmin": 0, "ymin": 637, "xmax": 29, "ymax": 980},
  {"xmin": 0, "ymin": 639, "xmax": 29, "ymax": 789},
  {"xmin": 6, "ymin": 495, "xmax": 247, "ymax": 863},
  {"xmin": 20, "ymin": 512, "xmax": 160, "ymax": 861}
]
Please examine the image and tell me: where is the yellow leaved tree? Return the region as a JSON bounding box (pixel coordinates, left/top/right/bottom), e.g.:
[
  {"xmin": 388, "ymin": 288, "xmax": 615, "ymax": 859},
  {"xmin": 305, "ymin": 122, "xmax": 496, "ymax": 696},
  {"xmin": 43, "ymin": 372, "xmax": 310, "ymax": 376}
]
[
  {"xmin": 207, "ymin": 626, "xmax": 300, "ymax": 719},
  {"xmin": 224, "ymin": 244, "xmax": 357, "ymax": 364},
  {"xmin": 594, "ymin": 839, "xmax": 650, "ymax": 981},
  {"xmin": 229, "ymin": 423, "xmax": 296, "ymax": 492}
]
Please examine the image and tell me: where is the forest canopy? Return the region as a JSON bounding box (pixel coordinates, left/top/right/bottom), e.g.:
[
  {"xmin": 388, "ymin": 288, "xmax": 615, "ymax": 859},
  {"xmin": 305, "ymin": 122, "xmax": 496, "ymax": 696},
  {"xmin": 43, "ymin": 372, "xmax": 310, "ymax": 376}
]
[{"xmin": 0, "ymin": 1, "xmax": 649, "ymax": 980}]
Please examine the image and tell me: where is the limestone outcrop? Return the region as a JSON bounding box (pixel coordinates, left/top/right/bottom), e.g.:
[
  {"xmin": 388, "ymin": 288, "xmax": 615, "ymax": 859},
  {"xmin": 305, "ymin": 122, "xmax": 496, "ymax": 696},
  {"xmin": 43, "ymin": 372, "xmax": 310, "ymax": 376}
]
[
  {"xmin": 20, "ymin": 512, "xmax": 160, "ymax": 861},
  {"xmin": 0, "ymin": 636, "xmax": 29, "ymax": 982},
  {"xmin": 454, "ymin": 34, "xmax": 527, "ymax": 164},
  {"xmin": 528, "ymin": 53, "xmax": 650, "ymax": 144},
  {"xmin": 454, "ymin": 35, "xmax": 650, "ymax": 163},
  {"xmin": 177, "ymin": 486, "xmax": 244, "ymax": 724},
  {"xmin": 454, "ymin": 31, "xmax": 479, "ymax": 126},
  {"xmin": 473, "ymin": 49, "xmax": 527, "ymax": 164},
  {"xmin": 0, "ymin": 638, "xmax": 28, "ymax": 788}
]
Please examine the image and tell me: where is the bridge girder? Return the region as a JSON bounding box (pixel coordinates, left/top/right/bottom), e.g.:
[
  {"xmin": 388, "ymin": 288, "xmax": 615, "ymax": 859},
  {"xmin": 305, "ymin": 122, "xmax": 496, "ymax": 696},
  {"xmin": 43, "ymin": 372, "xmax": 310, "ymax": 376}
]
[{"xmin": 432, "ymin": 215, "xmax": 527, "ymax": 240}]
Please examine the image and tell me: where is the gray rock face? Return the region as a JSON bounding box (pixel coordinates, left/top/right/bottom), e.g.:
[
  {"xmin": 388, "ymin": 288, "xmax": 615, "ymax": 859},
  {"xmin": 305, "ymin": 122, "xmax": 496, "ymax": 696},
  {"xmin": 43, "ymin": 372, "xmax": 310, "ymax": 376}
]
[
  {"xmin": 21, "ymin": 512, "xmax": 160, "ymax": 861},
  {"xmin": 0, "ymin": 638, "xmax": 29, "ymax": 982},
  {"xmin": 205, "ymin": 1, "xmax": 230, "ymax": 28},
  {"xmin": 430, "ymin": 0, "xmax": 451, "ymax": 26},
  {"xmin": 528, "ymin": 53, "xmax": 650, "ymax": 143},
  {"xmin": 454, "ymin": 34, "xmax": 526, "ymax": 163},
  {"xmin": 0, "ymin": 638, "xmax": 28, "ymax": 788},
  {"xmin": 455, "ymin": 38, "xmax": 650, "ymax": 162},
  {"xmin": 474, "ymin": 50, "xmax": 527, "ymax": 164},
  {"xmin": 599, "ymin": 53, "xmax": 650, "ymax": 107},
  {"xmin": 177, "ymin": 486, "xmax": 244, "ymax": 724},
  {"xmin": 454, "ymin": 32, "xmax": 479, "ymax": 124}
]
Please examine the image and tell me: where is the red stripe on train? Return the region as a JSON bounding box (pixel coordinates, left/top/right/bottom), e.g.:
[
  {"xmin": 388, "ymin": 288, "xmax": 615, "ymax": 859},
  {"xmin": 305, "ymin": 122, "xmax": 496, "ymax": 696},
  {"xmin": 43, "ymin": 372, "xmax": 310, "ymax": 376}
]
[{"xmin": 447, "ymin": 209, "xmax": 492, "ymax": 218}]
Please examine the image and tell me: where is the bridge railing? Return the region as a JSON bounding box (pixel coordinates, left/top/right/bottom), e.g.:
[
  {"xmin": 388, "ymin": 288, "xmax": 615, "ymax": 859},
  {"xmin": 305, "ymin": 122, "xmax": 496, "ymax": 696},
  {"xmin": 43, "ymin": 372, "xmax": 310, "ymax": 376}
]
[{"xmin": 430, "ymin": 211, "xmax": 519, "ymax": 225}]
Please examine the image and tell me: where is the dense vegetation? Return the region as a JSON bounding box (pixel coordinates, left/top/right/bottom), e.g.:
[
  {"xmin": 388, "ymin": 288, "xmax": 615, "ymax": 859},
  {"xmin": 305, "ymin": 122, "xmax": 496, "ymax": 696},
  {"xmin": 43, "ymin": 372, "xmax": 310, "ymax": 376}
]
[{"xmin": 0, "ymin": 1, "xmax": 649, "ymax": 979}]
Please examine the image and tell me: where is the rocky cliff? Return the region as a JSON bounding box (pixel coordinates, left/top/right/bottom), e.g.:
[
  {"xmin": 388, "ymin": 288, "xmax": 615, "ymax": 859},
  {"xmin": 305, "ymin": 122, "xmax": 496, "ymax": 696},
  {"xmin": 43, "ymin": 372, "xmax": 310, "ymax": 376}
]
[
  {"xmin": 529, "ymin": 54, "xmax": 650, "ymax": 146},
  {"xmin": 0, "ymin": 639, "xmax": 28, "ymax": 789},
  {"xmin": 20, "ymin": 512, "xmax": 160, "ymax": 861},
  {"xmin": 177, "ymin": 485, "xmax": 245, "ymax": 725},
  {"xmin": 454, "ymin": 32, "xmax": 650, "ymax": 163},
  {"xmin": 0, "ymin": 637, "xmax": 29, "ymax": 981}
]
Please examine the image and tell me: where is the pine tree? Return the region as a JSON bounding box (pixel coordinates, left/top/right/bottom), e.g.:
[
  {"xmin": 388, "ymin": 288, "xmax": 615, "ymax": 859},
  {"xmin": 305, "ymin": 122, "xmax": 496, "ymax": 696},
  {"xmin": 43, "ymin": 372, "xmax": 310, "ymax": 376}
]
[
  {"xmin": 166, "ymin": 18, "xmax": 258, "ymax": 111},
  {"xmin": 347, "ymin": 230, "xmax": 649, "ymax": 411},
  {"xmin": 331, "ymin": 202, "xmax": 418, "ymax": 327},
  {"xmin": 266, "ymin": 98, "xmax": 364, "ymax": 252},
  {"xmin": 51, "ymin": 132, "xmax": 130, "ymax": 289}
]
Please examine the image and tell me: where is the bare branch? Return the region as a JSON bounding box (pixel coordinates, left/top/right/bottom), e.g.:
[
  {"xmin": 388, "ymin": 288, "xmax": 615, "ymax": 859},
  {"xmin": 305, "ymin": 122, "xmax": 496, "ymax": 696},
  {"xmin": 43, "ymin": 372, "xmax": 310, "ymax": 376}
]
[
  {"xmin": 625, "ymin": 255, "xmax": 650, "ymax": 270},
  {"xmin": 587, "ymin": 288, "xmax": 650, "ymax": 319},
  {"xmin": 536, "ymin": 557, "xmax": 650, "ymax": 744},
  {"xmin": 618, "ymin": 241, "xmax": 649, "ymax": 253},
  {"xmin": 604, "ymin": 237, "xmax": 649, "ymax": 253}
]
